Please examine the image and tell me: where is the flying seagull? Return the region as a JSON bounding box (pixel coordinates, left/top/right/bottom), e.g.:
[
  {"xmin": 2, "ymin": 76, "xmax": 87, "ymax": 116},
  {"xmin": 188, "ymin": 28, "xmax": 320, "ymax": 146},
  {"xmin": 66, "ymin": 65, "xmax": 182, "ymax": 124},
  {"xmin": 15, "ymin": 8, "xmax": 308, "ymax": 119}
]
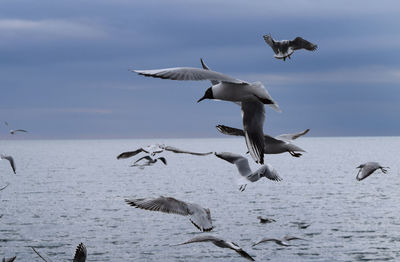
[
  {"xmin": 130, "ymin": 156, "xmax": 167, "ymax": 168},
  {"xmin": 117, "ymin": 145, "xmax": 213, "ymax": 159},
  {"xmin": 257, "ymin": 216, "xmax": 276, "ymax": 224},
  {"xmin": 356, "ymin": 162, "xmax": 389, "ymax": 181},
  {"xmin": 4, "ymin": 121, "xmax": 28, "ymax": 135},
  {"xmin": 2, "ymin": 257, "xmax": 16, "ymax": 262},
  {"xmin": 132, "ymin": 61, "xmax": 281, "ymax": 165},
  {"xmin": 174, "ymin": 235, "xmax": 255, "ymax": 261},
  {"xmin": 263, "ymin": 35, "xmax": 317, "ymax": 61},
  {"xmin": 216, "ymin": 125, "xmax": 308, "ymax": 157},
  {"xmin": 125, "ymin": 196, "xmax": 213, "ymax": 232},
  {"xmin": 253, "ymin": 236, "xmax": 305, "ymax": 247},
  {"xmin": 291, "ymin": 221, "xmax": 311, "ymax": 229},
  {"xmin": 215, "ymin": 152, "xmax": 282, "ymax": 191},
  {"xmin": 1, "ymin": 154, "xmax": 16, "ymax": 174}
]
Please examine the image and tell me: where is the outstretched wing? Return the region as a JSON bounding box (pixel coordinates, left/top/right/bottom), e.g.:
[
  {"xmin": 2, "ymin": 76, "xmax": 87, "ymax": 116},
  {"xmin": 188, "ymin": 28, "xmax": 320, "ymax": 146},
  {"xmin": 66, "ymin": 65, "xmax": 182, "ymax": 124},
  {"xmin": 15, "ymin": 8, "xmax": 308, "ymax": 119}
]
[
  {"xmin": 117, "ymin": 148, "xmax": 149, "ymax": 159},
  {"xmin": 132, "ymin": 67, "xmax": 246, "ymax": 84},
  {"xmin": 163, "ymin": 145, "xmax": 213, "ymax": 156},
  {"xmin": 125, "ymin": 196, "xmax": 191, "ymax": 216},
  {"xmin": 13, "ymin": 129, "xmax": 28, "ymax": 133},
  {"xmin": 263, "ymin": 34, "xmax": 279, "ymax": 54},
  {"xmin": 289, "ymin": 37, "xmax": 317, "ymax": 51},
  {"xmin": 215, "ymin": 125, "xmax": 245, "ymax": 137},
  {"xmin": 1, "ymin": 155, "xmax": 16, "ymax": 174},
  {"xmin": 275, "ymin": 128, "xmax": 310, "ymax": 141},
  {"xmin": 73, "ymin": 243, "xmax": 87, "ymax": 262},
  {"xmin": 248, "ymin": 164, "xmax": 282, "ymax": 182},
  {"xmin": 215, "ymin": 152, "xmax": 252, "ymax": 177},
  {"xmin": 242, "ymin": 101, "xmax": 265, "ymax": 164}
]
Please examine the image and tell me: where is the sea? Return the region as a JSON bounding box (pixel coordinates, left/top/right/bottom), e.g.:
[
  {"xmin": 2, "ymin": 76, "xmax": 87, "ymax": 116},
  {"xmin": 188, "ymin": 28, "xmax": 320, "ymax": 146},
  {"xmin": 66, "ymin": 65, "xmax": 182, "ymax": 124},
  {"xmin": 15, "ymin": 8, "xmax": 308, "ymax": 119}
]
[{"xmin": 0, "ymin": 137, "xmax": 399, "ymax": 261}]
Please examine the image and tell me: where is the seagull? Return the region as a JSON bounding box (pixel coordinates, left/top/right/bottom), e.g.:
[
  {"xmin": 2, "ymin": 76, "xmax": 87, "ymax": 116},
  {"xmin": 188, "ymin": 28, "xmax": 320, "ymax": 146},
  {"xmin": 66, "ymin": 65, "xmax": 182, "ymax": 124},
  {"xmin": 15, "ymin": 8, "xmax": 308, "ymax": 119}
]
[
  {"xmin": 215, "ymin": 152, "xmax": 282, "ymax": 191},
  {"xmin": 132, "ymin": 61, "xmax": 281, "ymax": 165},
  {"xmin": 1, "ymin": 154, "xmax": 16, "ymax": 174},
  {"xmin": 253, "ymin": 236, "xmax": 305, "ymax": 247},
  {"xmin": 174, "ymin": 235, "xmax": 255, "ymax": 261},
  {"xmin": 257, "ymin": 216, "xmax": 276, "ymax": 224},
  {"xmin": 117, "ymin": 145, "xmax": 213, "ymax": 159},
  {"xmin": 263, "ymin": 35, "xmax": 317, "ymax": 61},
  {"xmin": 125, "ymin": 196, "xmax": 213, "ymax": 232},
  {"xmin": 130, "ymin": 156, "xmax": 167, "ymax": 168},
  {"xmin": 4, "ymin": 121, "xmax": 28, "ymax": 135},
  {"xmin": 216, "ymin": 125, "xmax": 308, "ymax": 157},
  {"xmin": 356, "ymin": 162, "xmax": 389, "ymax": 181},
  {"xmin": 31, "ymin": 243, "xmax": 86, "ymax": 262},
  {"xmin": 2, "ymin": 257, "xmax": 16, "ymax": 262}
]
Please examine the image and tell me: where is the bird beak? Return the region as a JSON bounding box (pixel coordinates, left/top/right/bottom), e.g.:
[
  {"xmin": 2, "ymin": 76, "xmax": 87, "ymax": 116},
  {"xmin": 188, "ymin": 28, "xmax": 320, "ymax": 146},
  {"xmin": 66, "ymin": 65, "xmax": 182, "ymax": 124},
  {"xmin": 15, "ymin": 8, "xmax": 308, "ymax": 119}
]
[{"xmin": 197, "ymin": 95, "xmax": 206, "ymax": 103}]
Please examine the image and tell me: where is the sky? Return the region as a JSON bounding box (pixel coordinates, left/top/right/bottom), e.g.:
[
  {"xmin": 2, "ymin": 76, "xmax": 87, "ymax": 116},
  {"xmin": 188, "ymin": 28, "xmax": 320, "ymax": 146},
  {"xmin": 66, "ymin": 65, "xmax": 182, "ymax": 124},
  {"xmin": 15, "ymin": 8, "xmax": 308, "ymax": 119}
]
[{"xmin": 0, "ymin": 0, "xmax": 399, "ymax": 139}]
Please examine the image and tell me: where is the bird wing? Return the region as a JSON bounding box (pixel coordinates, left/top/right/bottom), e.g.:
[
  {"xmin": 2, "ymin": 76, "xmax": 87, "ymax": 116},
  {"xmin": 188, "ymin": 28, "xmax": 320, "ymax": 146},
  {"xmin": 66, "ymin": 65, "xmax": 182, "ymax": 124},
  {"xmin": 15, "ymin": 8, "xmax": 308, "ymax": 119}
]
[
  {"xmin": 4, "ymin": 121, "xmax": 9, "ymax": 127},
  {"xmin": 187, "ymin": 204, "xmax": 213, "ymax": 232},
  {"xmin": 275, "ymin": 128, "xmax": 310, "ymax": 141},
  {"xmin": 156, "ymin": 157, "xmax": 168, "ymax": 165},
  {"xmin": 263, "ymin": 34, "xmax": 279, "ymax": 54},
  {"xmin": 248, "ymin": 164, "xmax": 282, "ymax": 182},
  {"xmin": 133, "ymin": 155, "xmax": 153, "ymax": 165},
  {"xmin": 125, "ymin": 196, "xmax": 191, "ymax": 216},
  {"xmin": 289, "ymin": 37, "xmax": 317, "ymax": 51},
  {"xmin": 132, "ymin": 67, "xmax": 246, "ymax": 84},
  {"xmin": 174, "ymin": 235, "xmax": 220, "ymax": 246},
  {"xmin": 1, "ymin": 155, "xmax": 16, "ymax": 174},
  {"xmin": 2, "ymin": 258, "xmax": 17, "ymax": 262},
  {"xmin": 0, "ymin": 183, "xmax": 9, "ymax": 191},
  {"xmin": 215, "ymin": 125, "xmax": 245, "ymax": 137},
  {"xmin": 116, "ymin": 148, "xmax": 149, "ymax": 159},
  {"xmin": 214, "ymin": 152, "xmax": 252, "ymax": 177},
  {"xmin": 31, "ymin": 247, "xmax": 53, "ymax": 262},
  {"xmin": 163, "ymin": 146, "xmax": 213, "ymax": 156},
  {"xmin": 356, "ymin": 162, "xmax": 380, "ymax": 181},
  {"xmin": 13, "ymin": 129, "xmax": 27, "ymax": 133},
  {"xmin": 73, "ymin": 243, "xmax": 87, "ymax": 262},
  {"xmin": 241, "ymin": 101, "xmax": 265, "ymax": 164},
  {"xmin": 200, "ymin": 58, "xmax": 220, "ymax": 86},
  {"xmin": 235, "ymin": 249, "xmax": 255, "ymax": 261}
]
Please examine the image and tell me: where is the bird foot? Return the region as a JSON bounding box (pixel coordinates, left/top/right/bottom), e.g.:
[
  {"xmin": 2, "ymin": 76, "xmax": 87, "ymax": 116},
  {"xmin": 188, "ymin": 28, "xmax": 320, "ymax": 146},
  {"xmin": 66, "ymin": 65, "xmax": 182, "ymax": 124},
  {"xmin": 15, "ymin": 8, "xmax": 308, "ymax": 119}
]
[
  {"xmin": 289, "ymin": 151, "xmax": 302, "ymax": 157},
  {"xmin": 239, "ymin": 184, "xmax": 247, "ymax": 192}
]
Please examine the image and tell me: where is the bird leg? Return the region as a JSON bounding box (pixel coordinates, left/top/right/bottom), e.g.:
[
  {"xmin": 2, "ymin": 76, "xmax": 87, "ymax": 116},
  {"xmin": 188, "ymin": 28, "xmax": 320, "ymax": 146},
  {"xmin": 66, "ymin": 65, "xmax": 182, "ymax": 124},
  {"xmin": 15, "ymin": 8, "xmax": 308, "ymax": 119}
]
[
  {"xmin": 239, "ymin": 184, "xmax": 247, "ymax": 192},
  {"xmin": 381, "ymin": 167, "xmax": 389, "ymax": 174},
  {"xmin": 289, "ymin": 151, "xmax": 302, "ymax": 157}
]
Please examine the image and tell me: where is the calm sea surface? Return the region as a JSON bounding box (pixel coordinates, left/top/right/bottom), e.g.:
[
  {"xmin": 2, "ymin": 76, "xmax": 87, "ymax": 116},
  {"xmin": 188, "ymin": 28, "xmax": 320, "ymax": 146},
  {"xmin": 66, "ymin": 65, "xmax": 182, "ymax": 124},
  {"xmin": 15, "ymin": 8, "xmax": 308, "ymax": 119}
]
[{"xmin": 0, "ymin": 137, "xmax": 399, "ymax": 261}]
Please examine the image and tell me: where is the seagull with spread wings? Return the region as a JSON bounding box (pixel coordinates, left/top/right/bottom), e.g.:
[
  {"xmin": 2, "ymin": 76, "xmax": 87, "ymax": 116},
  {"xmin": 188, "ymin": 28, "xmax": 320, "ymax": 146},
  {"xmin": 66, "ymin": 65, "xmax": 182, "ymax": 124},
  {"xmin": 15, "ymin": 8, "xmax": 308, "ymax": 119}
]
[
  {"xmin": 215, "ymin": 152, "xmax": 282, "ymax": 191},
  {"xmin": 356, "ymin": 162, "xmax": 389, "ymax": 181},
  {"xmin": 130, "ymin": 156, "xmax": 167, "ymax": 169},
  {"xmin": 125, "ymin": 196, "xmax": 213, "ymax": 232},
  {"xmin": 132, "ymin": 61, "xmax": 280, "ymax": 165},
  {"xmin": 263, "ymin": 34, "xmax": 317, "ymax": 61},
  {"xmin": 4, "ymin": 121, "xmax": 28, "ymax": 135},
  {"xmin": 117, "ymin": 144, "xmax": 212, "ymax": 159}
]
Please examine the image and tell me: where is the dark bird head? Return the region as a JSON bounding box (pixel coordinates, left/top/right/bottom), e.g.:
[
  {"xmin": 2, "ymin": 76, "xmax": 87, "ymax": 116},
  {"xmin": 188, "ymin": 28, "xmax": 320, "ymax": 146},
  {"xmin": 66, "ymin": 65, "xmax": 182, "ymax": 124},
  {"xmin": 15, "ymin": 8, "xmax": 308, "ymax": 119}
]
[{"xmin": 197, "ymin": 87, "xmax": 214, "ymax": 103}]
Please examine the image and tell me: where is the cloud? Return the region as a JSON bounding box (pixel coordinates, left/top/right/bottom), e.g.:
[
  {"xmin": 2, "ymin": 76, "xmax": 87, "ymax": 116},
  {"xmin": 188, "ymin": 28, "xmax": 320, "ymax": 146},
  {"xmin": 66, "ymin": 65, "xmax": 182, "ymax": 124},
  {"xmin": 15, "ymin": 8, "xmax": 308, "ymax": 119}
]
[{"xmin": 0, "ymin": 19, "xmax": 107, "ymax": 40}]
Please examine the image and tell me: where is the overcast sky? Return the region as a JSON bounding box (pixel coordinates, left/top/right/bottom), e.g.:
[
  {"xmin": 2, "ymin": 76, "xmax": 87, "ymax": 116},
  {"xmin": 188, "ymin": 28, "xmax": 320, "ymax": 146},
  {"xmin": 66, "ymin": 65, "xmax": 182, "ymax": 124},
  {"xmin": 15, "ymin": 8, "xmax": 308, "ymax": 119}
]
[{"xmin": 0, "ymin": 0, "xmax": 399, "ymax": 139}]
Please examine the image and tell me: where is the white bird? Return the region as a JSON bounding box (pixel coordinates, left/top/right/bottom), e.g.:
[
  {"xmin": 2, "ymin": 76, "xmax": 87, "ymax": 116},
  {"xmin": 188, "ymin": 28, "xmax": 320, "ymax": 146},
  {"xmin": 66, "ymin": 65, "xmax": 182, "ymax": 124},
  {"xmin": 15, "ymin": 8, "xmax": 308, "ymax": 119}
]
[
  {"xmin": 253, "ymin": 236, "xmax": 305, "ymax": 247},
  {"xmin": 31, "ymin": 243, "xmax": 86, "ymax": 262},
  {"xmin": 356, "ymin": 162, "xmax": 389, "ymax": 181},
  {"xmin": 1, "ymin": 154, "xmax": 16, "ymax": 174},
  {"xmin": 174, "ymin": 235, "xmax": 255, "ymax": 261},
  {"xmin": 117, "ymin": 145, "xmax": 212, "ymax": 159},
  {"xmin": 125, "ymin": 196, "xmax": 213, "ymax": 232},
  {"xmin": 216, "ymin": 125, "xmax": 308, "ymax": 157},
  {"xmin": 132, "ymin": 62, "xmax": 281, "ymax": 165},
  {"xmin": 2, "ymin": 257, "xmax": 16, "ymax": 262},
  {"xmin": 263, "ymin": 35, "xmax": 317, "ymax": 61},
  {"xmin": 215, "ymin": 152, "xmax": 282, "ymax": 191},
  {"xmin": 4, "ymin": 121, "xmax": 28, "ymax": 135},
  {"xmin": 130, "ymin": 156, "xmax": 167, "ymax": 169}
]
